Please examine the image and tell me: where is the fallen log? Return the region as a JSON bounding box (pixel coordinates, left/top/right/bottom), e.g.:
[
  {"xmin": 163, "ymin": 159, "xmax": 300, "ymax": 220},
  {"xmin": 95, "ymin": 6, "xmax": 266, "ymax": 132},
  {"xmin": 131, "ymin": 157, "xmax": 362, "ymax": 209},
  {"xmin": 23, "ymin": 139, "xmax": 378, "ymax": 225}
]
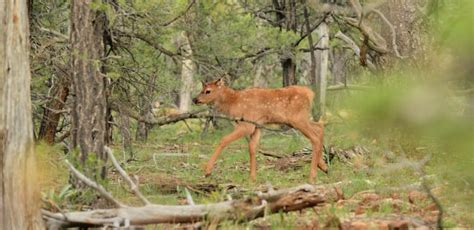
[
  {"xmin": 42, "ymin": 147, "xmax": 337, "ymax": 228},
  {"xmin": 42, "ymin": 184, "xmax": 334, "ymax": 228}
]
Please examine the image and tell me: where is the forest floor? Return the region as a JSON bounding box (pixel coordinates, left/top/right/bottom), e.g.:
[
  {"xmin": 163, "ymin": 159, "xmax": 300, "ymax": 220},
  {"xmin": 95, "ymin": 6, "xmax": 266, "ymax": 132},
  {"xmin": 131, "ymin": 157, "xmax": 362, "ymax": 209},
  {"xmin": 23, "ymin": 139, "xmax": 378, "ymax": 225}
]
[{"xmin": 37, "ymin": 117, "xmax": 472, "ymax": 229}]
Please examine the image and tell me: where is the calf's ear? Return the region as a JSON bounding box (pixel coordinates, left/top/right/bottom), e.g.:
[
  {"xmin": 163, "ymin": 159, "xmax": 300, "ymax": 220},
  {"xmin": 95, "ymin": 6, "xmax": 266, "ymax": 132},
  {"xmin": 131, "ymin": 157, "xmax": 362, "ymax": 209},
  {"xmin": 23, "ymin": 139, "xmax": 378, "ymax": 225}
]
[{"xmin": 216, "ymin": 78, "xmax": 225, "ymax": 87}]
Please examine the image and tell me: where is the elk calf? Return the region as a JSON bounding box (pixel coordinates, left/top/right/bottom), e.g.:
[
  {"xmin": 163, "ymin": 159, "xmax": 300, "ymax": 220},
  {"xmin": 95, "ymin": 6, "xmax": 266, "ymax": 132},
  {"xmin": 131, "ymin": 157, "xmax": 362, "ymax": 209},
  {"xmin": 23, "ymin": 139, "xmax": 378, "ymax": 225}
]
[{"xmin": 193, "ymin": 78, "xmax": 327, "ymax": 182}]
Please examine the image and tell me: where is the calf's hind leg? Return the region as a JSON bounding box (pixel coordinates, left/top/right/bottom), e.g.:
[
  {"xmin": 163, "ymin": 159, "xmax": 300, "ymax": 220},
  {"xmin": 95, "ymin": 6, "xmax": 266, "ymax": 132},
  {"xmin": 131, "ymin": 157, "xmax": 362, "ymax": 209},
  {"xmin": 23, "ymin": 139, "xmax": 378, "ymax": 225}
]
[
  {"xmin": 311, "ymin": 121, "xmax": 328, "ymax": 173},
  {"xmin": 292, "ymin": 121, "xmax": 324, "ymax": 183},
  {"xmin": 248, "ymin": 128, "xmax": 261, "ymax": 181}
]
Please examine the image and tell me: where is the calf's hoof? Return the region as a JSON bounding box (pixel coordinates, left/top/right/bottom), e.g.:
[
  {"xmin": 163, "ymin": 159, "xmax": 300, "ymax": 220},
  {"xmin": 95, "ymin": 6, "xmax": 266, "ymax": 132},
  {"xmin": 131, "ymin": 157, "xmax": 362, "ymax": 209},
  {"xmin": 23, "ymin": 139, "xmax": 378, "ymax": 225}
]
[
  {"xmin": 318, "ymin": 160, "xmax": 329, "ymax": 174},
  {"xmin": 319, "ymin": 166, "xmax": 329, "ymax": 174}
]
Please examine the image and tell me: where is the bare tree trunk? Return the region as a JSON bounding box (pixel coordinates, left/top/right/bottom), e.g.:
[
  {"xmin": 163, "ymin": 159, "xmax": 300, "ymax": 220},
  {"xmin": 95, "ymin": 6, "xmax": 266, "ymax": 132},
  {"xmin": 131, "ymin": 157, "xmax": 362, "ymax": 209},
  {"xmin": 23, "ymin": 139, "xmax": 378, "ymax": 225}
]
[
  {"xmin": 254, "ymin": 62, "xmax": 273, "ymax": 88},
  {"xmin": 303, "ymin": 4, "xmax": 318, "ymax": 115},
  {"xmin": 281, "ymin": 0, "xmax": 298, "ymax": 87},
  {"xmin": 38, "ymin": 76, "xmax": 69, "ymax": 144},
  {"xmin": 118, "ymin": 107, "xmax": 133, "ymax": 159},
  {"xmin": 315, "ymin": 21, "xmax": 329, "ymax": 119},
  {"xmin": 281, "ymin": 56, "xmax": 297, "ymax": 86},
  {"xmin": 0, "ymin": 0, "xmax": 44, "ymax": 228},
  {"xmin": 105, "ymin": 78, "xmax": 113, "ymax": 145},
  {"xmin": 136, "ymin": 120, "xmax": 149, "ymax": 141},
  {"xmin": 273, "ymin": 0, "xmax": 298, "ymax": 87},
  {"xmin": 70, "ymin": 0, "xmax": 108, "ymax": 179},
  {"xmin": 179, "ymin": 31, "xmax": 195, "ymax": 113},
  {"xmin": 253, "ymin": 63, "xmax": 264, "ymax": 87},
  {"xmin": 136, "ymin": 74, "xmax": 157, "ymax": 142},
  {"xmin": 331, "ymin": 47, "xmax": 347, "ymax": 85}
]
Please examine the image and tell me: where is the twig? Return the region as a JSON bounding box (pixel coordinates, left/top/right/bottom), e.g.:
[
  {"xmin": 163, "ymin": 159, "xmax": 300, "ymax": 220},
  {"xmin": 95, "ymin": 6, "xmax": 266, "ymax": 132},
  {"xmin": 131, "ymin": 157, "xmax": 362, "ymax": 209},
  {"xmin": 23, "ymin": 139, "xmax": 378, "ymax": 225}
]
[
  {"xmin": 105, "ymin": 146, "xmax": 151, "ymax": 206},
  {"xmin": 182, "ymin": 119, "xmax": 193, "ymax": 132},
  {"xmin": 258, "ymin": 149, "xmax": 282, "ymax": 158},
  {"xmin": 38, "ymin": 26, "xmax": 69, "ymax": 40},
  {"xmin": 411, "ymin": 156, "xmax": 444, "ymax": 230},
  {"xmin": 398, "ymin": 146, "xmax": 444, "ymax": 229},
  {"xmin": 160, "ymin": 0, "xmax": 196, "ymax": 26},
  {"xmin": 65, "ymin": 160, "xmax": 126, "ymax": 208},
  {"xmin": 327, "ymin": 83, "xmax": 373, "ymax": 91}
]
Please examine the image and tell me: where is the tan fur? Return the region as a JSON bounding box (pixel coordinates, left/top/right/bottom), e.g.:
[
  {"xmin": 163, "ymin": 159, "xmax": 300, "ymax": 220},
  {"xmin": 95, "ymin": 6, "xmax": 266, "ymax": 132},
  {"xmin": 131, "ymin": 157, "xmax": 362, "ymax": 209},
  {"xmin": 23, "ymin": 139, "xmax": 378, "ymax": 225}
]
[{"xmin": 193, "ymin": 78, "xmax": 327, "ymax": 182}]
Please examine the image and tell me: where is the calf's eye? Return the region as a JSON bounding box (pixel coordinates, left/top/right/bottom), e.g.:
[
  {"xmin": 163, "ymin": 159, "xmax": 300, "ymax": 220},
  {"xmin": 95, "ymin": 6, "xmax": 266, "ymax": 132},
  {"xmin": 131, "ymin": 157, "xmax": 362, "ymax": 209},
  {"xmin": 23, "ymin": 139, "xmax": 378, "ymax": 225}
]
[{"xmin": 205, "ymin": 90, "xmax": 211, "ymax": 94}]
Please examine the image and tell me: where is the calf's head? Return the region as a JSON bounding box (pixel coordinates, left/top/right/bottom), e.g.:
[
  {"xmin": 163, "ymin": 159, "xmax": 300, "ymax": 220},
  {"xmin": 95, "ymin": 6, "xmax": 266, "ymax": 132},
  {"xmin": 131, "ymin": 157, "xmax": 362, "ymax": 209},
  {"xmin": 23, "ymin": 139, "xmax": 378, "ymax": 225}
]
[{"xmin": 193, "ymin": 78, "xmax": 225, "ymax": 105}]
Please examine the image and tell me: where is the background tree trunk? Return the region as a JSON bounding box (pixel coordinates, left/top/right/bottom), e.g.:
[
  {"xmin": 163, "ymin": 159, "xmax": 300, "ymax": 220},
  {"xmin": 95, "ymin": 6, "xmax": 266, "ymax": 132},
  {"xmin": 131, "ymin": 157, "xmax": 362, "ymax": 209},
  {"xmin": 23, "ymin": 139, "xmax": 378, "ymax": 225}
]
[
  {"xmin": 136, "ymin": 73, "xmax": 157, "ymax": 142},
  {"xmin": 315, "ymin": 21, "xmax": 329, "ymax": 119},
  {"xmin": 0, "ymin": 0, "xmax": 43, "ymax": 228},
  {"xmin": 274, "ymin": 0, "xmax": 298, "ymax": 87},
  {"xmin": 331, "ymin": 47, "xmax": 348, "ymax": 85},
  {"xmin": 281, "ymin": 56, "xmax": 297, "ymax": 86},
  {"xmin": 118, "ymin": 107, "xmax": 133, "ymax": 160},
  {"xmin": 70, "ymin": 0, "xmax": 108, "ymax": 179},
  {"xmin": 178, "ymin": 31, "xmax": 195, "ymax": 113},
  {"xmin": 303, "ymin": 4, "xmax": 318, "ymax": 110}
]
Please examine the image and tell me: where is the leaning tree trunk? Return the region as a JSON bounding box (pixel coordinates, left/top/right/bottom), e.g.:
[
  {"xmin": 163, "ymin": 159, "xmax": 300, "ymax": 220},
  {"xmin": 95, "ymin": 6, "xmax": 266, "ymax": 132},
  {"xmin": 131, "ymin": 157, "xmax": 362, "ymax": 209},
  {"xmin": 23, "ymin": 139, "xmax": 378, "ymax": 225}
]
[
  {"xmin": 38, "ymin": 76, "xmax": 69, "ymax": 144},
  {"xmin": 70, "ymin": 0, "xmax": 108, "ymax": 180},
  {"xmin": 0, "ymin": 0, "xmax": 44, "ymax": 228},
  {"xmin": 178, "ymin": 31, "xmax": 195, "ymax": 113}
]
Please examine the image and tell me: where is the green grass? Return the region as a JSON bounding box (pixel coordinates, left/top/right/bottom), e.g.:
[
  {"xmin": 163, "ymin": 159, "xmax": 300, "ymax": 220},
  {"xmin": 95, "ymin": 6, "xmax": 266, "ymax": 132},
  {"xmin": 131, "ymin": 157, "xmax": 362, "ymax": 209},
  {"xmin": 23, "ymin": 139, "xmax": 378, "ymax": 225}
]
[{"xmin": 37, "ymin": 108, "xmax": 473, "ymax": 228}]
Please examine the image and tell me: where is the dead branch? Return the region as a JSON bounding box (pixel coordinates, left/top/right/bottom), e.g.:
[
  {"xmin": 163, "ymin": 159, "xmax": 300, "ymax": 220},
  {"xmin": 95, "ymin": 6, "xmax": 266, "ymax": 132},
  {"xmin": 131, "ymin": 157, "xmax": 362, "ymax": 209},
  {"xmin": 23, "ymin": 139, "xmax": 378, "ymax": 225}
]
[
  {"xmin": 399, "ymin": 148, "xmax": 444, "ymax": 229},
  {"xmin": 258, "ymin": 149, "xmax": 283, "ymax": 158},
  {"xmin": 368, "ymin": 9, "xmax": 405, "ymax": 59},
  {"xmin": 342, "ymin": 0, "xmax": 389, "ymax": 55},
  {"xmin": 342, "ymin": 17, "xmax": 388, "ymax": 54},
  {"xmin": 345, "ymin": 0, "xmax": 405, "ymax": 59},
  {"xmin": 110, "ymin": 102, "xmax": 285, "ymax": 132},
  {"xmin": 334, "ymin": 31, "xmax": 376, "ymax": 70},
  {"xmin": 327, "ymin": 83, "xmax": 373, "ymax": 91},
  {"xmin": 38, "ymin": 26, "xmax": 69, "ymax": 40},
  {"xmin": 105, "ymin": 146, "xmax": 151, "ymax": 205},
  {"xmin": 65, "ymin": 160, "xmax": 126, "ymax": 208}
]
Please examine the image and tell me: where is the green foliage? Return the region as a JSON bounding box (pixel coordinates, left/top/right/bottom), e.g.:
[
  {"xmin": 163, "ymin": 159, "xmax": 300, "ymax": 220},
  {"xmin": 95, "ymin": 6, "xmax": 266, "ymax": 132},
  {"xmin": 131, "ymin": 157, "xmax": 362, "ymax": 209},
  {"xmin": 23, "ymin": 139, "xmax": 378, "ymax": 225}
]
[{"xmin": 42, "ymin": 185, "xmax": 78, "ymax": 210}]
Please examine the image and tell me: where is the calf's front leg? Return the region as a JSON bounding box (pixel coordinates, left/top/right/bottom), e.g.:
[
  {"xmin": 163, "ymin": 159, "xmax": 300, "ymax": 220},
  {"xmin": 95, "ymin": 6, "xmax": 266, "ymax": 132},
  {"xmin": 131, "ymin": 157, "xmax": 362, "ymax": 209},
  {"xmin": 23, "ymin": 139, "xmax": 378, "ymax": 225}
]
[
  {"xmin": 205, "ymin": 123, "xmax": 255, "ymax": 177},
  {"xmin": 248, "ymin": 128, "xmax": 261, "ymax": 181}
]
